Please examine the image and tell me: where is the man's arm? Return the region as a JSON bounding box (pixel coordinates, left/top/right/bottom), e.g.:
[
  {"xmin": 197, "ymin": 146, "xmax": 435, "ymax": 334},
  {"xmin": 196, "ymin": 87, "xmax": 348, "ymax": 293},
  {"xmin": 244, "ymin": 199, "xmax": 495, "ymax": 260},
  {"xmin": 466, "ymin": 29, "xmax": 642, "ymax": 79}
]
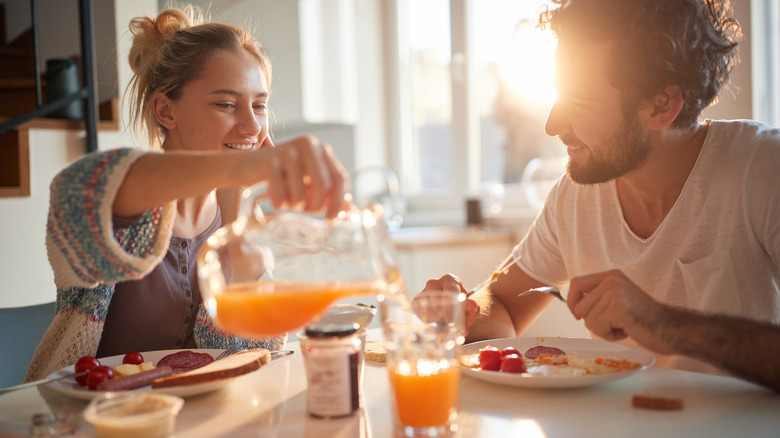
[
  {"xmin": 568, "ymin": 269, "xmax": 780, "ymax": 391},
  {"xmin": 659, "ymin": 307, "xmax": 780, "ymax": 391},
  {"xmin": 466, "ymin": 255, "xmax": 553, "ymax": 343}
]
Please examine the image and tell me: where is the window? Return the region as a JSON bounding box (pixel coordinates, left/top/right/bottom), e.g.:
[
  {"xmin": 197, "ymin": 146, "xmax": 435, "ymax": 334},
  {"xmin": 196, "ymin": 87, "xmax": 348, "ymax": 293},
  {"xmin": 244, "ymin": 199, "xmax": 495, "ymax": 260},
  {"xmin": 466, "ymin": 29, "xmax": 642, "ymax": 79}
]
[
  {"xmin": 386, "ymin": 0, "xmax": 780, "ymax": 226},
  {"xmin": 388, "ymin": 0, "xmax": 565, "ymax": 224},
  {"xmin": 751, "ymin": 0, "xmax": 780, "ymax": 127}
]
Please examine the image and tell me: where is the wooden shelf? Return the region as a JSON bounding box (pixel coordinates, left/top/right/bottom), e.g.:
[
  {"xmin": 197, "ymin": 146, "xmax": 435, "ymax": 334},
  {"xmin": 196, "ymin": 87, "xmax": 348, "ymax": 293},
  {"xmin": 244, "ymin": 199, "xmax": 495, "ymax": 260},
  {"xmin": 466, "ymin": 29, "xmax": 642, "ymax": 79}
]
[
  {"xmin": 0, "ymin": 129, "xmax": 30, "ymax": 197},
  {"xmin": 0, "ymin": 98, "xmax": 118, "ymax": 198},
  {"xmin": 0, "ymin": 97, "xmax": 119, "ymax": 131}
]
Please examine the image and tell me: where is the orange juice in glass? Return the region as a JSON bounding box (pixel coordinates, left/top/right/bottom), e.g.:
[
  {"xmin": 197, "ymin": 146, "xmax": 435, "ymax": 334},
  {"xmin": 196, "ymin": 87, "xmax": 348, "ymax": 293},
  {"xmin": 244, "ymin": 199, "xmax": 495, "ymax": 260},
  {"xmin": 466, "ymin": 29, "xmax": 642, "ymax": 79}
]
[
  {"xmin": 198, "ymin": 183, "xmax": 404, "ymax": 338},
  {"xmin": 380, "ymin": 291, "xmax": 465, "ymax": 437},
  {"xmin": 390, "ymin": 365, "xmax": 461, "ymax": 429}
]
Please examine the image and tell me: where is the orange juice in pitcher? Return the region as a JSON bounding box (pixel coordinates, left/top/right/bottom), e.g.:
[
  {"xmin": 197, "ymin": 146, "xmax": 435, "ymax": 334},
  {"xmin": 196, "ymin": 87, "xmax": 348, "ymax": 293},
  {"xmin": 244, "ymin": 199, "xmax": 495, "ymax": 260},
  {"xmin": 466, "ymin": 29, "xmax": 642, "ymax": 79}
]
[
  {"xmin": 213, "ymin": 280, "xmax": 389, "ymax": 337},
  {"xmin": 198, "ymin": 182, "xmax": 404, "ymax": 338}
]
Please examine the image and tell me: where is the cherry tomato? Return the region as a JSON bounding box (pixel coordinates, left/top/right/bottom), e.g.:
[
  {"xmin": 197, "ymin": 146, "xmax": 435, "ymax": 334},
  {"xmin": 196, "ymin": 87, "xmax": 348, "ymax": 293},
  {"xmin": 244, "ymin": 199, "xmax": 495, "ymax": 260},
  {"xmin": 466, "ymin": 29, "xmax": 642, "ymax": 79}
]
[
  {"xmin": 75, "ymin": 356, "xmax": 100, "ymax": 369},
  {"xmin": 500, "ymin": 354, "xmax": 527, "ymax": 373},
  {"xmin": 501, "ymin": 347, "xmax": 521, "ymax": 357},
  {"xmin": 123, "ymin": 351, "xmax": 144, "ymax": 365},
  {"xmin": 74, "ymin": 356, "xmax": 100, "ymax": 386},
  {"xmin": 86, "ymin": 366, "xmax": 115, "ymax": 390},
  {"xmin": 478, "ymin": 347, "xmax": 502, "ymax": 371},
  {"xmin": 95, "ymin": 365, "xmax": 115, "ymax": 380},
  {"xmin": 86, "ymin": 370, "xmax": 108, "ymax": 390}
]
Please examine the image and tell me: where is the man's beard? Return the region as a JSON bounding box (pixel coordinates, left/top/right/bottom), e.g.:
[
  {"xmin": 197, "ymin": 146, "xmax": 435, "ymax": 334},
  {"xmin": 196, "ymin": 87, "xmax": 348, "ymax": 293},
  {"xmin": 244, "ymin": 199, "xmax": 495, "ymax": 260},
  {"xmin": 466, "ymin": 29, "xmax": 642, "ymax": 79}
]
[{"xmin": 566, "ymin": 116, "xmax": 650, "ymax": 185}]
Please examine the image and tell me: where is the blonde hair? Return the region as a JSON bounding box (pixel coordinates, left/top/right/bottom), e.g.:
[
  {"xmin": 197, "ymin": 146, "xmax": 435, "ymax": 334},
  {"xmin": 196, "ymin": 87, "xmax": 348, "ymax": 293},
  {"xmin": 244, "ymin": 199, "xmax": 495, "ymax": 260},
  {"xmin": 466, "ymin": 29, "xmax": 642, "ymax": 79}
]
[{"xmin": 125, "ymin": 6, "xmax": 272, "ymax": 149}]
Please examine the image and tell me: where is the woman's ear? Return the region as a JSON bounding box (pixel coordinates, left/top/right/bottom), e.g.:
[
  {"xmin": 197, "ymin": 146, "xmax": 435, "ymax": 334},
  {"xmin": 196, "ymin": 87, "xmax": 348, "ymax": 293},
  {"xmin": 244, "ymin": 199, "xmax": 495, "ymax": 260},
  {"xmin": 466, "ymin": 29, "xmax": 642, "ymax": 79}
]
[
  {"xmin": 152, "ymin": 92, "xmax": 176, "ymax": 130},
  {"xmin": 646, "ymin": 85, "xmax": 684, "ymax": 130}
]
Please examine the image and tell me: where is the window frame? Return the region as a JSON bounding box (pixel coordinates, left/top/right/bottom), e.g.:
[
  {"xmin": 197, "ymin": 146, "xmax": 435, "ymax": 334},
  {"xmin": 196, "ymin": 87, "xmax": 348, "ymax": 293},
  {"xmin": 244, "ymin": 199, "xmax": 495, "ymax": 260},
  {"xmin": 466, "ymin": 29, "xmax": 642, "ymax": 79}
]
[
  {"xmin": 751, "ymin": 0, "xmax": 780, "ymax": 127},
  {"xmin": 386, "ymin": 0, "xmax": 480, "ymax": 225}
]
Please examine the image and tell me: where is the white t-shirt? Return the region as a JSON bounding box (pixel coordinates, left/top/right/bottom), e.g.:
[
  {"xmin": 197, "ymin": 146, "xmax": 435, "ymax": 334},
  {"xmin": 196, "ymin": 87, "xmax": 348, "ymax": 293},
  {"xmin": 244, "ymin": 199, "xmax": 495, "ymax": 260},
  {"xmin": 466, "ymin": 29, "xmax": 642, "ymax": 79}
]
[{"xmin": 514, "ymin": 119, "xmax": 780, "ymax": 374}]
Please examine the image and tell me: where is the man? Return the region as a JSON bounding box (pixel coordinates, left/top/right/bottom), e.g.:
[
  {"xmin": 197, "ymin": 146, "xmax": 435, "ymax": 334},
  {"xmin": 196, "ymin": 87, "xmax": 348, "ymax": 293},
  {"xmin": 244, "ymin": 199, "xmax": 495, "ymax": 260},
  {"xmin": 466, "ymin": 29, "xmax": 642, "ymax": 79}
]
[{"xmin": 424, "ymin": 0, "xmax": 780, "ymax": 390}]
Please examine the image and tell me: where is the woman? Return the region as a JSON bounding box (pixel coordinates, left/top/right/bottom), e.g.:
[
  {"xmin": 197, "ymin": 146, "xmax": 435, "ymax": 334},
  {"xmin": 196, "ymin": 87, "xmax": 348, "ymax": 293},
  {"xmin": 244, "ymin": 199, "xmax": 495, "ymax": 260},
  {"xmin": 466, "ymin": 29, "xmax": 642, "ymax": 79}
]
[{"xmin": 25, "ymin": 6, "xmax": 348, "ymax": 381}]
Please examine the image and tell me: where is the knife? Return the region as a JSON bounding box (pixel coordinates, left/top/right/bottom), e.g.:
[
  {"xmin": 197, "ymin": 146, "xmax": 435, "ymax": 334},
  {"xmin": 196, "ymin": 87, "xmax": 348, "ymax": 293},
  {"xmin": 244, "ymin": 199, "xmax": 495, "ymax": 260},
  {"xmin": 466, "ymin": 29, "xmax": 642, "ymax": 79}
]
[{"xmin": 0, "ymin": 371, "xmax": 85, "ymax": 395}]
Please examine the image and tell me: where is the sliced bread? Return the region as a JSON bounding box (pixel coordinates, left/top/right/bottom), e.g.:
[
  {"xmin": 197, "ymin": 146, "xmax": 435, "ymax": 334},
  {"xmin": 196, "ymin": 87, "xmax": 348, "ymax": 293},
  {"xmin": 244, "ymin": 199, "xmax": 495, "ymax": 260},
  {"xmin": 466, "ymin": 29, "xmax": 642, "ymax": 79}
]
[
  {"xmin": 364, "ymin": 340, "xmax": 387, "ymax": 363},
  {"xmin": 151, "ymin": 348, "xmax": 271, "ymax": 388}
]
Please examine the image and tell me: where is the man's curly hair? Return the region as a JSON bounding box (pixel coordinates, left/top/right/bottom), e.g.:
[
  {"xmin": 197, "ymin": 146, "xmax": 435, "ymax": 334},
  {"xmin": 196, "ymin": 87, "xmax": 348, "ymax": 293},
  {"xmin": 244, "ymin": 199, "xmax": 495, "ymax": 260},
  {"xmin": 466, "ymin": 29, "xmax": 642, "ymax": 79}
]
[{"xmin": 540, "ymin": 0, "xmax": 741, "ymax": 128}]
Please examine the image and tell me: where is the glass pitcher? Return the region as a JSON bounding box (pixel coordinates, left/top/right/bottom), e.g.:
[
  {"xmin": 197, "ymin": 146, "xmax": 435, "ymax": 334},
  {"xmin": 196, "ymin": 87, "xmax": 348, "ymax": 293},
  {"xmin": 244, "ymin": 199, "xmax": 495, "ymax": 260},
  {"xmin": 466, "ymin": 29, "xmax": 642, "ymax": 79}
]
[{"xmin": 197, "ymin": 183, "xmax": 405, "ymax": 338}]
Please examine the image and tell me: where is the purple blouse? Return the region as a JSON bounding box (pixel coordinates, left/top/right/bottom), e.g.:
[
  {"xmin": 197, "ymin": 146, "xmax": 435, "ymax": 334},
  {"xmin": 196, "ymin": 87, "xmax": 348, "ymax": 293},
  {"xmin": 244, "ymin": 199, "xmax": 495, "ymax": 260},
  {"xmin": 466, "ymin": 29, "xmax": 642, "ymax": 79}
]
[{"xmin": 96, "ymin": 211, "xmax": 222, "ymax": 357}]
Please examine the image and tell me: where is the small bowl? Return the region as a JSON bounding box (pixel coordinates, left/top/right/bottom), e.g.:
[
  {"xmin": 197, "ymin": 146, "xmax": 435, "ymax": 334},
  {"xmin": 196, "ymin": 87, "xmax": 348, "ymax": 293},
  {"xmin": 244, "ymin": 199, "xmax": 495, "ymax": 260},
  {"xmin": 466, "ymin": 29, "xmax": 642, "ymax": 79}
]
[{"xmin": 83, "ymin": 392, "xmax": 184, "ymax": 438}]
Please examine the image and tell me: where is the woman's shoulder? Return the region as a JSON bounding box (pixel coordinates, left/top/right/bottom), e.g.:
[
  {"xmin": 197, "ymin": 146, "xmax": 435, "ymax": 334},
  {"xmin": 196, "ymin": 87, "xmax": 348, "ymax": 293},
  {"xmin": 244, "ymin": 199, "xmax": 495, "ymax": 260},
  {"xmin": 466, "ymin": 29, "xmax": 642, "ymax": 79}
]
[
  {"xmin": 51, "ymin": 147, "xmax": 147, "ymax": 190},
  {"xmin": 60, "ymin": 147, "xmax": 144, "ymax": 174}
]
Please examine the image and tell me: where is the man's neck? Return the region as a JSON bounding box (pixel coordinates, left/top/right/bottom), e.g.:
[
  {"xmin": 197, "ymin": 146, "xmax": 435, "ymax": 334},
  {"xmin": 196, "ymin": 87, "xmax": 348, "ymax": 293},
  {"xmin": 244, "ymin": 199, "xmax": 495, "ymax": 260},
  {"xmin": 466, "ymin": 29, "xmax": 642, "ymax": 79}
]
[{"xmin": 615, "ymin": 122, "xmax": 709, "ymax": 238}]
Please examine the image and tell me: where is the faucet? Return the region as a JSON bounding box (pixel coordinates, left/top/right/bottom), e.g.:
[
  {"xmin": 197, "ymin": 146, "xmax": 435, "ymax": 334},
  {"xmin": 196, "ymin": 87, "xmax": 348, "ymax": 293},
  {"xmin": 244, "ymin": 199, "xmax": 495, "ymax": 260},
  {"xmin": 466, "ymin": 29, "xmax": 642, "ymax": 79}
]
[{"xmin": 353, "ymin": 165, "xmax": 405, "ymax": 230}]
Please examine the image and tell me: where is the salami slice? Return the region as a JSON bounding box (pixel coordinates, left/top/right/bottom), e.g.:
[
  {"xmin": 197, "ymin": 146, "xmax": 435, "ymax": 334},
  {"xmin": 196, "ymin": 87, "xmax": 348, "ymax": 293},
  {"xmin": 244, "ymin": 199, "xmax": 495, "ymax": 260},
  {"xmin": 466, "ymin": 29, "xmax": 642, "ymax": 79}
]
[
  {"xmin": 157, "ymin": 351, "xmax": 215, "ymax": 374},
  {"xmin": 524, "ymin": 345, "xmax": 566, "ymax": 359}
]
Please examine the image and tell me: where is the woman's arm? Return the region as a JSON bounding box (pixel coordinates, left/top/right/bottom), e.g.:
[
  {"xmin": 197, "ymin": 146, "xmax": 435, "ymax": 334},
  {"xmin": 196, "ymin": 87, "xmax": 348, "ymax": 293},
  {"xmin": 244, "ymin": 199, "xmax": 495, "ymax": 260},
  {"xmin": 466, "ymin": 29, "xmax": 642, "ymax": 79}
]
[
  {"xmin": 47, "ymin": 148, "xmax": 173, "ymax": 289},
  {"xmin": 113, "ymin": 135, "xmax": 348, "ymax": 219}
]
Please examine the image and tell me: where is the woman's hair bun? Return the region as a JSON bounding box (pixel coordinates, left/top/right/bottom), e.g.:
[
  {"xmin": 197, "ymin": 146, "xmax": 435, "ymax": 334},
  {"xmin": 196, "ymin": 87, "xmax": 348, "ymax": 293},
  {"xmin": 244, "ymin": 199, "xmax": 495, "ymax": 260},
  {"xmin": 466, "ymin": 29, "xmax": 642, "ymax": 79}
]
[{"xmin": 127, "ymin": 6, "xmax": 208, "ymax": 75}]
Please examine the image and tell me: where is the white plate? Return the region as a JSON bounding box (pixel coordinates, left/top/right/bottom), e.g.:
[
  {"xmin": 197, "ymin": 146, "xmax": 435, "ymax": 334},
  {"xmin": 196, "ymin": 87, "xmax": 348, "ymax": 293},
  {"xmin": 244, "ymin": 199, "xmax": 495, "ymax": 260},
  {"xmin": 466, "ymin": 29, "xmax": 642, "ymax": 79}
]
[
  {"xmin": 48, "ymin": 349, "xmax": 235, "ymax": 400},
  {"xmin": 460, "ymin": 337, "xmax": 655, "ymax": 389}
]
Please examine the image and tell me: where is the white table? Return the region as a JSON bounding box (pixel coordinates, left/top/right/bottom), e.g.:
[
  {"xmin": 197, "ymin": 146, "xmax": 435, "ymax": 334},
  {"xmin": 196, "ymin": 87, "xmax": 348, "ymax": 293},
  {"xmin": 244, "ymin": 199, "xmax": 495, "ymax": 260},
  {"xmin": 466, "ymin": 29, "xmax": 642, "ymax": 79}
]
[{"xmin": 1, "ymin": 340, "xmax": 779, "ymax": 438}]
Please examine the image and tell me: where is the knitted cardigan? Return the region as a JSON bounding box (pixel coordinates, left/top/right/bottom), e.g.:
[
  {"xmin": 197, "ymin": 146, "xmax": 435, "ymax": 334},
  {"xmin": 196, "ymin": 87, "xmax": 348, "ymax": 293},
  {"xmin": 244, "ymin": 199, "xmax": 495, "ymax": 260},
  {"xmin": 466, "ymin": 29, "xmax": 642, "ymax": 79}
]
[{"xmin": 25, "ymin": 148, "xmax": 284, "ymax": 382}]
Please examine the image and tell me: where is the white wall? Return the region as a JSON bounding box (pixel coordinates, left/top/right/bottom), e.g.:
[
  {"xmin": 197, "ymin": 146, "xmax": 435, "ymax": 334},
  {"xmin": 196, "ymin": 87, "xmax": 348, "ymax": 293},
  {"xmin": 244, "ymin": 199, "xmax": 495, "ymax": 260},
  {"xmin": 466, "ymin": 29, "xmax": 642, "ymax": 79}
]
[{"xmin": 0, "ymin": 0, "xmax": 155, "ymax": 309}]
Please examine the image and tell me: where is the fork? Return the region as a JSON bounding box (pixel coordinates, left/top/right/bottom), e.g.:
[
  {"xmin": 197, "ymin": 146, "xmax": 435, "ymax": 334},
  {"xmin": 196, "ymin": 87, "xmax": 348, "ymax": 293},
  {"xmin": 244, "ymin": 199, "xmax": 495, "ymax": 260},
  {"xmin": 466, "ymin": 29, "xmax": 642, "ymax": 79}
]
[
  {"xmin": 518, "ymin": 286, "xmax": 567, "ymax": 303},
  {"xmin": 466, "ymin": 254, "xmax": 523, "ymax": 297},
  {"xmin": 215, "ymin": 348, "xmax": 244, "ymax": 361},
  {"xmin": 215, "ymin": 348, "xmax": 295, "ymax": 361}
]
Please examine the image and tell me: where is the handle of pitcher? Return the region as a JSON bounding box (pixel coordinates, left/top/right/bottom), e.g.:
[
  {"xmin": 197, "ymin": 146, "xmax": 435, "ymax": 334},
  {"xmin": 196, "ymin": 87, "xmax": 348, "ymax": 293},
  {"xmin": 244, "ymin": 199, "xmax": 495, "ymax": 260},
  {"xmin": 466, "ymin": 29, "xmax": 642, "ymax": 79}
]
[{"xmin": 239, "ymin": 182, "xmax": 270, "ymax": 220}]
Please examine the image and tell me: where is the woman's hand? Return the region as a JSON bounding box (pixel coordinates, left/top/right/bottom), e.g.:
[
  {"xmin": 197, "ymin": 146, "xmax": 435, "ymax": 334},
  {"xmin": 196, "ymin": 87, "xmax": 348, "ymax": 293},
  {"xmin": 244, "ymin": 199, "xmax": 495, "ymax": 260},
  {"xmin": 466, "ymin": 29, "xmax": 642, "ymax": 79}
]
[{"xmin": 247, "ymin": 135, "xmax": 349, "ymax": 219}]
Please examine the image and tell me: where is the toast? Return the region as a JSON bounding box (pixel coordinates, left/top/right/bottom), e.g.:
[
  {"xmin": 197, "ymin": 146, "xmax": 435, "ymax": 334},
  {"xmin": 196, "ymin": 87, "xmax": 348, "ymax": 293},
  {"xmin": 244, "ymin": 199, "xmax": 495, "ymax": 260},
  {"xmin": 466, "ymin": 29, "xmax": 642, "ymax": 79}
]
[
  {"xmin": 364, "ymin": 340, "xmax": 387, "ymax": 363},
  {"xmin": 631, "ymin": 393, "xmax": 684, "ymax": 410},
  {"xmin": 151, "ymin": 348, "xmax": 271, "ymax": 388}
]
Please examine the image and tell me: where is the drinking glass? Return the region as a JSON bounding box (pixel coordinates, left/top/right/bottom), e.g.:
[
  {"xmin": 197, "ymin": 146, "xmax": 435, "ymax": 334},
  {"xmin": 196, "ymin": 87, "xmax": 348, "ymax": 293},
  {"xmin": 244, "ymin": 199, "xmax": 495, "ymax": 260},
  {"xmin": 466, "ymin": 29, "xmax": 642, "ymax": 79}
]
[
  {"xmin": 380, "ymin": 290, "xmax": 466, "ymax": 437},
  {"xmin": 197, "ymin": 183, "xmax": 403, "ymax": 337}
]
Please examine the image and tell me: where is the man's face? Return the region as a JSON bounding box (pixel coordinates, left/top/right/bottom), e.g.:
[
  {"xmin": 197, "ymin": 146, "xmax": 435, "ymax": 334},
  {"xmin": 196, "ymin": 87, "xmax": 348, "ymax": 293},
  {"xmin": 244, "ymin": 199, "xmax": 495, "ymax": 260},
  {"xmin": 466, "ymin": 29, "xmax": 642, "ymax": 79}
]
[
  {"xmin": 566, "ymin": 112, "xmax": 650, "ymax": 184},
  {"xmin": 545, "ymin": 41, "xmax": 650, "ymax": 185}
]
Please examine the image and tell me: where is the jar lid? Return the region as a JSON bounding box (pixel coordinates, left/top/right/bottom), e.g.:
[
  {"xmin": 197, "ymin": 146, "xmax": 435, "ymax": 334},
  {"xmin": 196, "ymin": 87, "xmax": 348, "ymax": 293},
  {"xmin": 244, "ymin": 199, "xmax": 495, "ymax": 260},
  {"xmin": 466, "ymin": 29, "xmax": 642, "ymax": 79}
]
[
  {"xmin": 304, "ymin": 322, "xmax": 360, "ymax": 338},
  {"xmin": 311, "ymin": 304, "xmax": 376, "ymax": 330}
]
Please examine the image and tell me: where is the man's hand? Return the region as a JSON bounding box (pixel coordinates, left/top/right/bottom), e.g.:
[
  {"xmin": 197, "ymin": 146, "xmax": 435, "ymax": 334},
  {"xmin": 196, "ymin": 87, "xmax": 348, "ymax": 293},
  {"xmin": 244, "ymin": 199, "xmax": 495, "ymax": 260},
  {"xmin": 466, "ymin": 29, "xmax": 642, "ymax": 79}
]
[
  {"xmin": 567, "ymin": 269, "xmax": 672, "ymax": 354},
  {"xmin": 418, "ymin": 274, "xmax": 480, "ymax": 335},
  {"xmin": 568, "ymin": 269, "xmax": 780, "ymax": 391}
]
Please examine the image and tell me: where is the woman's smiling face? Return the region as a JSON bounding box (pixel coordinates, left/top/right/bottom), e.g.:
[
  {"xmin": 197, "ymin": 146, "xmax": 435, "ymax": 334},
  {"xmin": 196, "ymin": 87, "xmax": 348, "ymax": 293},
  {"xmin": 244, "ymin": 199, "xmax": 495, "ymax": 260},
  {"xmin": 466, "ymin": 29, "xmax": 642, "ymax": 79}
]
[{"xmin": 160, "ymin": 49, "xmax": 271, "ymax": 152}]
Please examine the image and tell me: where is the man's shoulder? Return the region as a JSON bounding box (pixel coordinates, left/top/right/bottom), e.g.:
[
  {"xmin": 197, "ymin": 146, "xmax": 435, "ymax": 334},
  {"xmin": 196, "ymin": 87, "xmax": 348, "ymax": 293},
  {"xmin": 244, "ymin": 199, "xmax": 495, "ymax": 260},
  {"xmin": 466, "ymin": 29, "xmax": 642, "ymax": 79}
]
[{"xmin": 708, "ymin": 119, "xmax": 780, "ymax": 146}]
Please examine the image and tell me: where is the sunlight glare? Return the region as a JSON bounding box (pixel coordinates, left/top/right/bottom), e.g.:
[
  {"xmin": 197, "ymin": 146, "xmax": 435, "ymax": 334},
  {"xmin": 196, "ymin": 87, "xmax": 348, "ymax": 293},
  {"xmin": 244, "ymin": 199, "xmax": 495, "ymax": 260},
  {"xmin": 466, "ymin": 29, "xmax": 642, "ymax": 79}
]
[
  {"xmin": 501, "ymin": 22, "xmax": 557, "ymax": 104},
  {"xmin": 481, "ymin": 417, "xmax": 547, "ymax": 438}
]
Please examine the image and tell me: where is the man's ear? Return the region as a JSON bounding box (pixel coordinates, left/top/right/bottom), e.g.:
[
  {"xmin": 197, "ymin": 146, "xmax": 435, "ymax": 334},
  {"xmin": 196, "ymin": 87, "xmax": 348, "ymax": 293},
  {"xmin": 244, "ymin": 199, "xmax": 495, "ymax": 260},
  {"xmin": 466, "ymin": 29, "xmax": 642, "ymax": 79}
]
[
  {"xmin": 152, "ymin": 92, "xmax": 176, "ymax": 130},
  {"xmin": 645, "ymin": 85, "xmax": 684, "ymax": 130}
]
